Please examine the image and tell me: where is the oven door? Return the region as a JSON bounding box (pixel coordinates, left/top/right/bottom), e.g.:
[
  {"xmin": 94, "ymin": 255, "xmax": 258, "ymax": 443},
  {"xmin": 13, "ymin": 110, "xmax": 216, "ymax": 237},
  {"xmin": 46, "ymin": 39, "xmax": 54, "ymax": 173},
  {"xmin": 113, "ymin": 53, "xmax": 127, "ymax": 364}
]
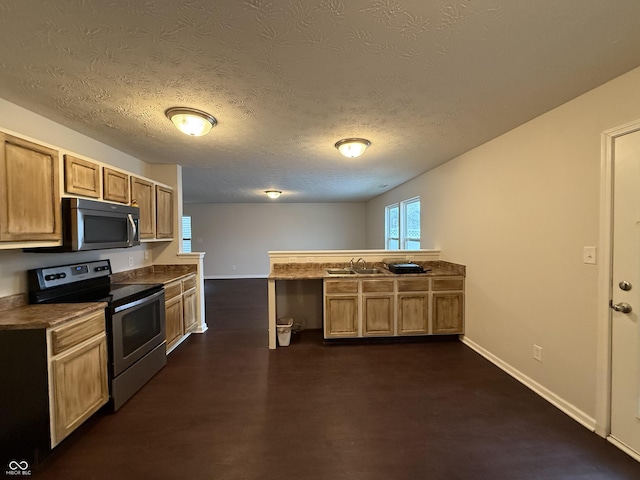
[{"xmin": 111, "ymin": 289, "xmax": 165, "ymax": 377}]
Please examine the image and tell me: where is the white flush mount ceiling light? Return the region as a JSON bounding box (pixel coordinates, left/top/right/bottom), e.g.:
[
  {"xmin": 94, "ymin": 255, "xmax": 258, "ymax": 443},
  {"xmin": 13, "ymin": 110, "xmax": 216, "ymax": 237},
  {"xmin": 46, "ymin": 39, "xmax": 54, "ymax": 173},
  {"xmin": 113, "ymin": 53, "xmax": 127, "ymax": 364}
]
[
  {"xmin": 165, "ymin": 107, "xmax": 217, "ymax": 136},
  {"xmin": 335, "ymin": 138, "xmax": 371, "ymax": 158},
  {"xmin": 265, "ymin": 190, "xmax": 282, "ymax": 199}
]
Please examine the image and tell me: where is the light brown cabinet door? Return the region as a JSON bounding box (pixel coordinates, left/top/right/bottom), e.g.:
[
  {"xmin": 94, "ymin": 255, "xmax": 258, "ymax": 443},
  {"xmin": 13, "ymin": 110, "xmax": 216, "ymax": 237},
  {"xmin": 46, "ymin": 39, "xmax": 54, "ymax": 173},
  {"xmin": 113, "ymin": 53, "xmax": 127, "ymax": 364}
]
[
  {"xmin": 325, "ymin": 295, "xmax": 358, "ymax": 337},
  {"xmin": 397, "ymin": 293, "xmax": 429, "ymax": 335},
  {"xmin": 165, "ymin": 294, "xmax": 183, "ymax": 349},
  {"xmin": 362, "ymin": 294, "xmax": 394, "ymax": 336},
  {"xmin": 103, "ymin": 167, "xmax": 130, "ymax": 204},
  {"xmin": 64, "ymin": 155, "xmax": 100, "ymax": 198},
  {"xmin": 183, "ymin": 288, "xmax": 197, "ymax": 333},
  {"xmin": 131, "ymin": 176, "xmax": 155, "ymax": 238},
  {"xmin": 51, "ymin": 334, "xmax": 109, "ymax": 447},
  {"xmin": 432, "ymin": 292, "xmax": 464, "ymax": 334},
  {"xmin": 0, "ymin": 133, "xmax": 61, "ymax": 241},
  {"xmin": 156, "ymin": 185, "xmax": 173, "ymax": 239}
]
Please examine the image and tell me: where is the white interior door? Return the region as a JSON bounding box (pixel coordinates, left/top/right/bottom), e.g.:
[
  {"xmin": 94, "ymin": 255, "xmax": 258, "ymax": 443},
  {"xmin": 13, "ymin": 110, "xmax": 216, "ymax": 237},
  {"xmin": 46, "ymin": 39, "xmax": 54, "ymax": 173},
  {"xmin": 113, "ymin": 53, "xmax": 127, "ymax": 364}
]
[{"xmin": 610, "ymin": 128, "xmax": 640, "ymax": 456}]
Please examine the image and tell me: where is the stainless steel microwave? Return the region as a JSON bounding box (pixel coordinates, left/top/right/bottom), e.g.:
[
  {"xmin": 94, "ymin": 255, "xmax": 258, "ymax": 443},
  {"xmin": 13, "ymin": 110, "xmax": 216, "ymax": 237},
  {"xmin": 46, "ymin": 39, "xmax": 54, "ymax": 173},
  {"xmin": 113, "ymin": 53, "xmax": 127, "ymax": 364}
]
[
  {"xmin": 57, "ymin": 198, "xmax": 140, "ymax": 251},
  {"xmin": 61, "ymin": 198, "xmax": 140, "ymax": 251}
]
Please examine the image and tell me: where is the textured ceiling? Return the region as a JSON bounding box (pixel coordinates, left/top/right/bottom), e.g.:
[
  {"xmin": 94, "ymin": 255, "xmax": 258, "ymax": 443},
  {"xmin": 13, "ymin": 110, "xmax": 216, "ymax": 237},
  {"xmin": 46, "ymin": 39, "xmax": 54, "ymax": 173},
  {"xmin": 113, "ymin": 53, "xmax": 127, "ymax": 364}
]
[{"xmin": 1, "ymin": 1, "xmax": 640, "ymax": 203}]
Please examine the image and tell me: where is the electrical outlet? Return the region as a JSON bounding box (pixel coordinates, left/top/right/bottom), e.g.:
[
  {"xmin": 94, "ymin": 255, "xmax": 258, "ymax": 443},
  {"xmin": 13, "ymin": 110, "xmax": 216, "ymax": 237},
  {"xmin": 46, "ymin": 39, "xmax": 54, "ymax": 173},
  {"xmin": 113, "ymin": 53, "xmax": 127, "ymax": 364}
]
[
  {"xmin": 144, "ymin": 250, "xmax": 149, "ymax": 261},
  {"xmin": 128, "ymin": 257, "xmax": 134, "ymax": 267},
  {"xmin": 533, "ymin": 344, "xmax": 543, "ymax": 362},
  {"xmin": 232, "ymin": 264, "xmax": 236, "ymax": 270}
]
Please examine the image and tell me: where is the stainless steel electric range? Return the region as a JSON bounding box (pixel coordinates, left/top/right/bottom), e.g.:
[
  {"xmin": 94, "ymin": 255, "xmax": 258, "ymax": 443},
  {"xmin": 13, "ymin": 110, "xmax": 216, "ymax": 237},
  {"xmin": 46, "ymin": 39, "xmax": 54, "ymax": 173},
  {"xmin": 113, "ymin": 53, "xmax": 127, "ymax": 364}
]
[{"xmin": 29, "ymin": 259, "xmax": 166, "ymax": 411}]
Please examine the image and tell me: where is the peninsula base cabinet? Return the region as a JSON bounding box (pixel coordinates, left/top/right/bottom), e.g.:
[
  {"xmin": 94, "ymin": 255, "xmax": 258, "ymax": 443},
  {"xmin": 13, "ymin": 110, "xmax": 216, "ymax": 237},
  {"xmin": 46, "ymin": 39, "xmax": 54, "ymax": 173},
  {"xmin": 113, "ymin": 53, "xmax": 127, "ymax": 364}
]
[
  {"xmin": 0, "ymin": 310, "xmax": 109, "ymax": 468},
  {"xmin": 323, "ymin": 276, "xmax": 464, "ymax": 340}
]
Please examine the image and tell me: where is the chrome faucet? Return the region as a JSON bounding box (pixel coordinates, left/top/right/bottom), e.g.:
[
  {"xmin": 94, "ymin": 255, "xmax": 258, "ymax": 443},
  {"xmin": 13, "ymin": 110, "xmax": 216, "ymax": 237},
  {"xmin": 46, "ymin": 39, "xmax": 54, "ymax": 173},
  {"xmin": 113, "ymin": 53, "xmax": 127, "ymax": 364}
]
[{"xmin": 355, "ymin": 258, "xmax": 367, "ymax": 270}]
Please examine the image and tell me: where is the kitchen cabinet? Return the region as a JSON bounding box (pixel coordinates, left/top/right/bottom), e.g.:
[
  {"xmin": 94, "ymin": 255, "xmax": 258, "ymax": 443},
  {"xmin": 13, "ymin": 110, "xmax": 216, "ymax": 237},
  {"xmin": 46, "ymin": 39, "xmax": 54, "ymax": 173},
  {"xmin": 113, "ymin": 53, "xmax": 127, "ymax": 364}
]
[
  {"xmin": 103, "ymin": 167, "xmax": 130, "ymax": 204},
  {"xmin": 131, "ymin": 176, "xmax": 155, "ymax": 239},
  {"xmin": 156, "ymin": 185, "xmax": 173, "ymax": 239},
  {"xmin": 362, "ymin": 280, "xmax": 394, "ymax": 336},
  {"xmin": 0, "ymin": 309, "xmax": 108, "ymax": 466},
  {"xmin": 0, "ymin": 133, "xmax": 61, "ymax": 242},
  {"xmin": 324, "ymin": 280, "xmax": 359, "ymax": 338},
  {"xmin": 323, "ymin": 275, "xmax": 464, "ymax": 340},
  {"xmin": 49, "ymin": 312, "xmax": 109, "ymax": 447},
  {"xmin": 164, "ymin": 274, "xmax": 197, "ymax": 352},
  {"xmin": 164, "ymin": 280, "xmax": 183, "ymax": 350},
  {"xmin": 432, "ymin": 278, "xmax": 464, "ymax": 334},
  {"xmin": 64, "ymin": 154, "xmax": 100, "ymax": 198},
  {"xmin": 397, "ymin": 278, "xmax": 430, "ymax": 335},
  {"xmin": 182, "ymin": 274, "xmax": 197, "ymax": 334}
]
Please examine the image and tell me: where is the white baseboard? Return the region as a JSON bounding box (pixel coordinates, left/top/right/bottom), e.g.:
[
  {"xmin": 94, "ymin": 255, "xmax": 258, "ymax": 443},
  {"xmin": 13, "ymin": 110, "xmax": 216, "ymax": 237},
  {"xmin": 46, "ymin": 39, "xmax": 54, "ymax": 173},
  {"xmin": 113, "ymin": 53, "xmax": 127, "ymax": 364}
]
[
  {"xmin": 204, "ymin": 274, "xmax": 269, "ymax": 279},
  {"xmin": 461, "ymin": 336, "xmax": 596, "ymax": 432},
  {"xmin": 607, "ymin": 436, "xmax": 640, "ymax": 462}
]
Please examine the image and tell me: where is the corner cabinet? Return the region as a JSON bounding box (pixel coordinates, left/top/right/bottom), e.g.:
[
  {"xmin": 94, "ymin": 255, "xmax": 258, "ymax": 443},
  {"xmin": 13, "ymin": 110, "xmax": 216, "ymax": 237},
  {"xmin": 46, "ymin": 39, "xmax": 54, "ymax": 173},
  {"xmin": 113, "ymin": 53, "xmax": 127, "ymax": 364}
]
[
  {"xmin": 323, "ymin": 276, "xmax": 464, "ymax": 340},
  {"xmin": 0, "ymin": 133, "xmax": 61, "ymax": 242}
]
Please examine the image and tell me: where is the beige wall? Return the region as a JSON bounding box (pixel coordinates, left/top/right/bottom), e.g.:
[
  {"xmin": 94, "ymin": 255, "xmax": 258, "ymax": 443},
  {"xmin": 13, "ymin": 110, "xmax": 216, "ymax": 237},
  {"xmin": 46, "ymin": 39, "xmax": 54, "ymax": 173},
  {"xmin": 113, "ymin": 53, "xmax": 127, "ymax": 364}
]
[
  {"xmin": 366, "ymin": 66, "xmax": 640, "ymax": 424},
  {"xmin": 184, "ymin": 202, "xmax": 367, "ymax": 278}
]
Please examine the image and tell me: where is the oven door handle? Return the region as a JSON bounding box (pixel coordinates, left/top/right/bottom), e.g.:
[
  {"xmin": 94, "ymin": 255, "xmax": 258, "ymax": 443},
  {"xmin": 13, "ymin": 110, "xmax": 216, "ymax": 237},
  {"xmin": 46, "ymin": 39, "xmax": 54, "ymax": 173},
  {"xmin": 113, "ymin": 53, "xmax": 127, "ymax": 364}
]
[
  {"xmin": 127, "ymin": 213, "xmax": 137, "ymax": 246},
  {"xmin": 114, "ymin": 289, "xmax": 164, "ymax": 313}
]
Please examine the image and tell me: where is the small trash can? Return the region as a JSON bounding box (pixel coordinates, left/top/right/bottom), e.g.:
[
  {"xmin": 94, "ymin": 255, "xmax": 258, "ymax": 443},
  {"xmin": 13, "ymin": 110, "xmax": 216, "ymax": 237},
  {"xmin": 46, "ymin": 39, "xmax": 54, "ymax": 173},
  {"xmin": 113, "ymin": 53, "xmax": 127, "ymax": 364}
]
[{"xmin": 276, "ymin": 317, "xmax": 294, "ymax": 347}]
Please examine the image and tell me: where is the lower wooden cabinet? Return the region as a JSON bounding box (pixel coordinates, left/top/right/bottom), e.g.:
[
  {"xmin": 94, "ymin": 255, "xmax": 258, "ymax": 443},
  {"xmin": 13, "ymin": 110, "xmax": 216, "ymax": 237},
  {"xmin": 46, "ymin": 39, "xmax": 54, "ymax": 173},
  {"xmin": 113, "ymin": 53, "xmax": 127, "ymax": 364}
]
[
  {"xmin": 362, "ymin": 295, "xmax": 394, "ymax": 335},
  {"xmin": 397, "ymin": 293, "xmax": 429, "ymax": 335},
  {"xmin": 51, "ymin": 333, "xmax": 108, "ymax": 446},
  {"xmin": 164, "ymin": 273, "xmax": 198, "ymax": 351},
  {"xmin": 325, "ymin": 295, "xmax": 359, "ymax": 337},
  {"xmin": 432, "ymin": 292, "xmax": 464, "ymax": 334},
  {"xmin": 165, "ymin": 292, "xmax": 183, "ymax": 349},
  {"xmin": 323, "ymin": 276, "xmax": 464, "ymax": 339},
  {"xmin": 0, "ymin": 309, "xmax": 109, "ymax": 465},
  {"xmin": 183, "ymin": 287, "xmax": 197, "ymax": 333}
]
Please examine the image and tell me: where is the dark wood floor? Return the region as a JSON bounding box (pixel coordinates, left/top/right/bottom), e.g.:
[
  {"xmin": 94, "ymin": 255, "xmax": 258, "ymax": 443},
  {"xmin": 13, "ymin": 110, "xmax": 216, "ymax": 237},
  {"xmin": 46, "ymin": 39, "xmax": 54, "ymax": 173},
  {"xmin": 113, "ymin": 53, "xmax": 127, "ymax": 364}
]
[{"xmin": 31, "ymin": 279, "xmax": 640, "ymax": 479}]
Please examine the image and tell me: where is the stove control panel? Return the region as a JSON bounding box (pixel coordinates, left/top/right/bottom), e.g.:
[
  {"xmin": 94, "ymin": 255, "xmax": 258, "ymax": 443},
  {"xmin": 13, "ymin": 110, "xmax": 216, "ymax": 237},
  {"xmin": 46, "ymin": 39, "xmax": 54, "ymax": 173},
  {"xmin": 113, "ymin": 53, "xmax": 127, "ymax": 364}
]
[{"xmin": 30, "ymin": 259, "xmax": 112, "ymax": 290}]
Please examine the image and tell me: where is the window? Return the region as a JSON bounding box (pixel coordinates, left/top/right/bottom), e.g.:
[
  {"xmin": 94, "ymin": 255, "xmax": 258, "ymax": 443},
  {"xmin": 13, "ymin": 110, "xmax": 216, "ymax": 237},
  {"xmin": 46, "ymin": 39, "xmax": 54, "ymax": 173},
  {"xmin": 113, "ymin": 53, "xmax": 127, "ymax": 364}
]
[
  {"xmin": 385, "ymin": 197, "xmax": 420, "ymax": 250},
  {"xmin": 181, "ymin": 216, "xmax": 192, "ymax": 253}
]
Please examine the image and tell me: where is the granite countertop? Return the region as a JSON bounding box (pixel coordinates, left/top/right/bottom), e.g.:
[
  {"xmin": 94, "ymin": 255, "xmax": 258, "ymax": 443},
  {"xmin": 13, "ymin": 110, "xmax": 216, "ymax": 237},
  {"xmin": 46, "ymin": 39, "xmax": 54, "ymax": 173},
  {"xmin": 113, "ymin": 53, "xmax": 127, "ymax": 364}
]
[
  {"xmin": 269, "ymin": 261, "xmax": 465, "ymax": 280},
  {"xmin": 110, "ymin": 264, "xmax": 197, "ymax": 285},
  {"xmin": 0, "ymin": 302, "xmax": 107, "ymax": 331}
]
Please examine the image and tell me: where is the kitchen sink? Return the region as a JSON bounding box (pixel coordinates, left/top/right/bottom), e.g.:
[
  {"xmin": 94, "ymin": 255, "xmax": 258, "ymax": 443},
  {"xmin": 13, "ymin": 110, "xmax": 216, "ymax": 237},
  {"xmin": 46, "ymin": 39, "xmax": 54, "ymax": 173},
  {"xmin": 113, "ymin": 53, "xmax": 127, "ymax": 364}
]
[
  {"xmin": 352, "ymin": 269, "xmax": 382, "ymax": 274},
  {"xmin": 326, "ymin": 269, "xmax": 356, "ymax": 275}
]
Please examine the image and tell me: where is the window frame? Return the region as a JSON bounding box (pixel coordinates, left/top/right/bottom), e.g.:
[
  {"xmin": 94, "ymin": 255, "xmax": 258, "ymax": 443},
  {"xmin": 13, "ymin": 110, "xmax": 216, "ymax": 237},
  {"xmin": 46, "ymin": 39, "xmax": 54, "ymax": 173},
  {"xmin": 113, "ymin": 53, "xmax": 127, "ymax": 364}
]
[{"xmin": 385, "ymin": 196, "xmax": 420, "ymax": 250}]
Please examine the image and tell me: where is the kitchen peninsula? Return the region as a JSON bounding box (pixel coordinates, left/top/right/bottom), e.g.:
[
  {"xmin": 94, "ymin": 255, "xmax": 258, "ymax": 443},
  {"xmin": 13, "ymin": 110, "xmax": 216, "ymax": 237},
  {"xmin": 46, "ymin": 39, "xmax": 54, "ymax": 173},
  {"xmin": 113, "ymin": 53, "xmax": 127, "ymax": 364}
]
[{"xmin": 267, "ymin": 250, "xmax": 466, "ymax": 349}]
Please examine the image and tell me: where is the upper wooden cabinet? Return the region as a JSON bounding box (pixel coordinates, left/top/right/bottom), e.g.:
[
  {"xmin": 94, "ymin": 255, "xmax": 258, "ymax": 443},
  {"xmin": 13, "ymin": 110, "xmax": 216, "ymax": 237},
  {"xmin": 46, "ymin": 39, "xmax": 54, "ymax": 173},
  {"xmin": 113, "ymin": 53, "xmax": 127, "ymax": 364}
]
[
  {"xmin": 156, "ymin": 185, "xmax": 173, "ymax": 239},
  {"xmin": 64, "ymin": 155, "xmax": 100, "ymax": 198},
  {"xmin": 103, "ymin": 167, "xmax": 129, "ymax": 204},
  {"xmin": 0, "ymin": 133, "xmax": 61, "ymax": 242},
  {"xmin": 131, "ymin": 176, "xmax": 156, "ymax": 239}
]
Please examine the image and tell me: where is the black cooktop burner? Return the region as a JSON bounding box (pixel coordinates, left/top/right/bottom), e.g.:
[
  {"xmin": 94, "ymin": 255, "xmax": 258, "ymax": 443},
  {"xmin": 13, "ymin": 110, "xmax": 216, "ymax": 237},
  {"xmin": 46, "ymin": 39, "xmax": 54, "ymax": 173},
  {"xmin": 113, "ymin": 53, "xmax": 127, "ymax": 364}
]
[{"xmin": 46, "ymin": 283, "xmax": 163, "ymax": 308}]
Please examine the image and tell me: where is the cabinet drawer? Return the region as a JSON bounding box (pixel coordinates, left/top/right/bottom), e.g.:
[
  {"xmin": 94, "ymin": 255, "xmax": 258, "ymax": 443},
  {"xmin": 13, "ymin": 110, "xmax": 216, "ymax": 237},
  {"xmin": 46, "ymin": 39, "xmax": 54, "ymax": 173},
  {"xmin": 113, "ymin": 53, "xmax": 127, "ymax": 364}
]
[
  {"xmin": 51, "ymin": 311, "xmax": 105, "ymax": 355},
  {"xmin": 182, "ymin": 274, "xmax": 196, "ymax": 291},
  {"xmin": 362, "ymin": 280, "xmax": 394, "ymax": 293},
  {"xmin": 432, "ymin": 277, "xmax": 464, "ymax": 291},
  {"xmin": 164, "ymin": 281, "xmax": 182, "ymax": 300},
  {"xmin": 325, "ymin": 280, "xmax": 358, "ymax": 294},
  {"xmin": 397, "ymin": 278, "xmax": 430, "ymax": 292}
]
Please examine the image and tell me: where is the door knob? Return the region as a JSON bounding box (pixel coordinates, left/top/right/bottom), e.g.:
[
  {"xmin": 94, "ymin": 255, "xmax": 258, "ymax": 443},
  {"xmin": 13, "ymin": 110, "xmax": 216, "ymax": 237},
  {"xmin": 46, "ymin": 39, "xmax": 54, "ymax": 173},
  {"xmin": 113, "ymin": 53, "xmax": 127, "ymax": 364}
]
[{"xmin": 612, "ymin": 302, "xmax": 632, "ymax": 314}]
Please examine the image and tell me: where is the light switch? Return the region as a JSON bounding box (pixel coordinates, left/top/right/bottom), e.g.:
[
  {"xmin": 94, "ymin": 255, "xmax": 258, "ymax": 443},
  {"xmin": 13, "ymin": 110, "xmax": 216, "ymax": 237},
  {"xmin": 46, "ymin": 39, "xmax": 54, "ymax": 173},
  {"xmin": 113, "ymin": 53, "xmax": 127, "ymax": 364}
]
[{"xmin": 583, "ymin": 246, "xmax": 597, "ymax": 265}]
